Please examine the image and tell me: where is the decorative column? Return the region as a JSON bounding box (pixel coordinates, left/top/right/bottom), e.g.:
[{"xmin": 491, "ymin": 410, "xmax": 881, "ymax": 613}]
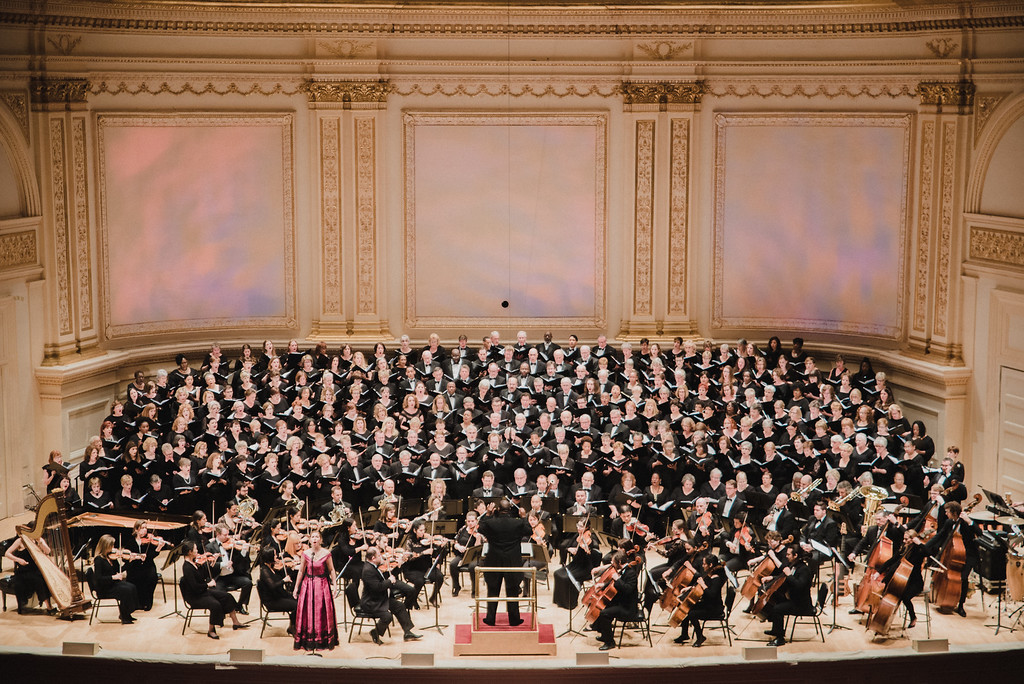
[
  {"xmin": 907, "ymin": 81, "xmax": 974, "ymax": 365},
  {"xmin": 32, "ymin": 77, "xmax": 101, "ymax": 363},
  {"xmin": 305, "ymin": 80, "xmax": 392, "ymax": 340},
  {"xmin": 619, "ymin": 82, "xmax": 706, "ymax": 339}
]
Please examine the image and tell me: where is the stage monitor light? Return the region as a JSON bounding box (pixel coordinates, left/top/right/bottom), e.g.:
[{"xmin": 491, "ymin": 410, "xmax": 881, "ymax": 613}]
[
  {"xmin": 401, "ymin": 652, "xmax": 434, "ymax": 667},
  {"xmin": 62, "ymin": 642, "xmax": 99, "ymax": 656},
  {"xmin": 229, "ymin": 648, "xmax": 264, "ymax": 663}
]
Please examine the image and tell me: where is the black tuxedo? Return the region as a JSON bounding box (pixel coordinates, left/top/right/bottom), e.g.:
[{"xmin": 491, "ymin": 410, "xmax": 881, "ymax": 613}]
[
  {"xmin": 360, "ymin": 562, "xmax": 415, "ymax": 636},
  {"xmin": 479, "ymin": 512, "xmax": 532, "ymax": 624}
]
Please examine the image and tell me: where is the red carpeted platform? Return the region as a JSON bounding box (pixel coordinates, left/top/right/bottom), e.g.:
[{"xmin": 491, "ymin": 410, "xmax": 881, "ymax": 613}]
[{"xmin": 454, "ymin": 612, "xmax": 557, "ymax": 656}]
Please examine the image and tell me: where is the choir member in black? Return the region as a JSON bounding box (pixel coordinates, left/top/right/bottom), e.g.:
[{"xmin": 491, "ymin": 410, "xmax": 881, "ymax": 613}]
[
  {"xmin": 450, "ymin": 510, "xmax": 485, "ymax": 597},
  {"xmin": 257, "ymin": 547, "xmax": 296, "ymax": 635},
  {"xmin": 178, "ymin": 540, "xmax": 247, "ymax": 639},
  {"xmin": 55, "ymin": 476, "xmax": 82, "ymax": 514},
  {"xmin": 206, "ymin": 523, "xmax": 253, "ymax": 614},
  {"xmin": 360, "ymin": 546, "xmax": 422, "ymax": 644},
  {"xmin": 91, "ymin": 535, "xmax": 140, "ymax": 624},
  {"xmin": 402, "ymin": 519, "xmax": 445, "ymax": 608},
  {"xmin": 553, "ymin": 519, "xmax": 601, "ymax": 610},
  {"xmin": 124, "ymin": 519, "xmax": 167, "ymax": 611},
  {"xmin": 83, "ymin": 476, "xmax": 114, "ymax": 511},
  {"xmin": 675, "ymin": 554, "xmax": 726, "ymax": 646},
  {"xmin": 42, "ymin": 449, "xmax": 68, "ymax": 492},
  {"xmin": 3, "ymin": 535, "xmax": 53, "ymax": 614},
  {"xmin": 591, "ymin": 551, "xmax": 640, "ymax": 651},
  {"xmin": 478, "ymin": 499, "xmax": 532, "ymax": 626},
  {"xmin": 930, "ymin": 501, "xmax": 980, "ymax": 617},
  {"xmin": 331, "ymin": 518, "xmax": 368, "ymax": 610},
  {"xmin": 799, "ymin": 500, "xmax": 841, "ymax": 571},
  {"xmin": 172, "ymin": 458, "xmax": 201, "ymax": 515},
  {"xmin": 115, "ymin": 473, "xmax": 145, "ymax": 511},
  {"xmin": 144, "ymin": 473, "xmax": 175, "ymax": 514},
  {"xmin": 764, "ymin": 545, "xmax": 813, "ymax": 646}
]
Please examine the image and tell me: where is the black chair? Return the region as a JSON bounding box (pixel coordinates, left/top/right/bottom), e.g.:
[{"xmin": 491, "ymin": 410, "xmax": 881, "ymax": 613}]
[
  {"xmin": 786, "ymin": 582, "xmax": 828, "ymax": 643},
  {"xmin": 699, "ymin": 584, "xmax": 736, "ymax": 646},
  {"xmin": 84, "ymin": 567, "xmax": 121, "ymax": 626},
  {"xmin": 180, "ymin": 594, "xmax": 210, "ymax": 635},
  {"xmin": 348, "ymin": 604, "xmax": 390, "ymax": 643},
  {"xmin": 255, "ymin": 583, "xmax": 292, "ymax": 638},
  {"xmin": 0, "ymin": 574, "xmax": 15, "ymax": 612},
  {"xmin": 611, "ymin": 598, "xmax": 653, "ymax": 648}
]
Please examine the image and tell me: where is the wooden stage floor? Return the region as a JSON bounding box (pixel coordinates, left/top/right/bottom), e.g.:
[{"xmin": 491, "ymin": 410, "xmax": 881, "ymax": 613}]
[{"xmin": 2, "ymin": 512, "xmax": 1023, "ymax": 680}]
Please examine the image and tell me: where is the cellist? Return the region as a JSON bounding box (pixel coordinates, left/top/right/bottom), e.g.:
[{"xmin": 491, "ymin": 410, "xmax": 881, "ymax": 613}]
[
  {"xmin": 876, "ymin": 528, "xmax": 929, "ymax": 630},
  {"xmin": 590, "ymin": 551, "xmax": 640, "ymax": 651},
  {"xmin": 764, "ymin": 545, "xmax": 813, "ymax": 647},
  {"xmin": 929, "ymin": 500, "xmax": 980, "ymax": 617},
  {"xmin": 847, "ymin": 509, "xmax": 904, "ymax": 616},
  {"xmin": 674, "ymin": 554, "xmax": 725, "ymax": 647}
]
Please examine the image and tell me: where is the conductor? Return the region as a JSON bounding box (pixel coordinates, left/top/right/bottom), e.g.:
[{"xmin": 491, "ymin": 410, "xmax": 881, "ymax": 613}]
[{"xmin": 479, "ymin": 499, "xmax": 531, "ymax": 626}]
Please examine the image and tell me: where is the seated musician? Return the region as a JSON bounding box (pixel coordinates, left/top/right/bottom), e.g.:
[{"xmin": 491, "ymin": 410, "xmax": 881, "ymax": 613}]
[
  {"xmin": 178, "ymin": 540, "xmax": 248, "ymax": 639},
  {"xmin": 591, "ymin": 551, "xmax": 641, "ymax": 651},
  {"xmin": 743, "ymin": 530, "xmax": 787, "ymax": 613},
  {"xmin": 718, "ymin": 513, "xmax": 756, "ymax": 573},
  {"xmin": 799, "ymin": 500, "xmax": 841, "ymax": 570},
  {"xmin": 650, "ymin": 519, "xmax": 688, "ymax": 584},
  {"xmin": 675, "ymin": 553, "xmax": 726, "ymax": 647},
  {"xmin": 878, "ymin": 528, "xmax": 929, "ymax": 630},
  {"xmin": 3, "ymin": 535, "xmax": 54, "ymax": 614},
  {"xmin": 205, "ymin": 523, "xmax": 253, "ymax": 615},
  {"xmin": 360, "ymin": 546, "xmax": 422, "ymax": 644},
  {"xmin": 450, "ymin": 510, "xmax": 485, "ymax": 597},
  {"xmin": 402, "ymin": 519, "xmax": 445, "ymax": 609},
  {"xmin": 185, "ymin": 510, "xmax": 213, "ymax": 547},
  {"xmin": 764, "ymin": 545, "xmax": 814, "ymax": 646},
  {"xmin": 91, "ymin": 534, "xmax": 140, "ymax": 624},
  {"xmin": 331, "ymin": 517, "xmax": 368, "ymax": 609},
  {"xmin": 256, "ymin": 547, "xmax": 296, "ymax": 635},
  {"xmin": 847, "ymin": 509, "xmax": 905, "ymax": 615}
]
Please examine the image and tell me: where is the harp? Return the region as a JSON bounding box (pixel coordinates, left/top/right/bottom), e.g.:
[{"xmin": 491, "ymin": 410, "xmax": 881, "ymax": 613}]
[{"xmin": 15, "ymin": 490, "xmax": 91, "ymax": 617}]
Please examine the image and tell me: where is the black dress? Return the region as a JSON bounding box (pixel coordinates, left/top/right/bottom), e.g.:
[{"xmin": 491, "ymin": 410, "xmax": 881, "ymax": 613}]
[
  {"xmin": 10, "ymin": 544, "xmax": 50, "ymax": 611},
  {"xmin": 123, "ymin": 537, "xmax": 161, "ymax": 611},
  {"xmin": 179, "ymin": 558, "xmax": 237, "ymax": 628},
  {"xmin": 93, "ymin": 555, "xmax": 139, "ymax": 621}
]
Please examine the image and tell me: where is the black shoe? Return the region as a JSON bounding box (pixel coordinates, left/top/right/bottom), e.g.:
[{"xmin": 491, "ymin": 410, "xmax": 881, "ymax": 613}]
[
  {"xmin": 404, "ymin": 632, "xmax": 423, "ymax": 641},
  {"xmin": 287, "ymin": 626, "xmax": 294, "ymax": 636},
  {"xmin": 849, "ymin": 608, "xmax": 863, "ymax": 615},
  {"xmin": 481, "ymin": 618, "xmax": 496, "ymax": 627},
  {"xmin": 452, "ymin": 588, "xmax": 460, "ymax": 597},
  {"xmin": 369, "ymin": 629, "xmax": 382, "ymax": 645},
  {"xmin": 237, "ymin": 606, "xmax": 249, "ymax": 616},
  {"xmin": 764, "ymin": 629, "xmax": 776, "ymax": 636},
  {"xmin": 954, "ymin": 606, "xmax": 966, "ymax": 617},
  {"xmin": 767, "ymin": 637, "xmax": 786, "ymax": 647},
  {"xmin": 674, "ymin": 634, "xmax": 689, "ymax": 644},
  {"xmin": 121, "ymin": 618, "xmax": 134, "ymax": 625},
  {"xmin": 598, "ymin": 642, "xmax": 615, "ymax": 651},
  {"xmin": 693, "ymin": 635, "xmax": 707, "ymax": 648},
  {"xmin": 233, "ymin": 623, "xmax": 249, "ymax": 630},
  {"xmin": 508, "ymin": 618, "xmax": 524, "ymax": 627},
  {"xmin": 208, "ymin": 630, "xmax": 220, "ymax": 640},
  {"xmin": 742, "ymin": 607, "xmax": 753, "ymax": 614}
]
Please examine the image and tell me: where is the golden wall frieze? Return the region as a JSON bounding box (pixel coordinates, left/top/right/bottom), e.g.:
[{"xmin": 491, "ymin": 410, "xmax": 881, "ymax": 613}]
[
  {"xmin": 974, "ymin": 93, "xmax": 1009, "ymax": 142},
  {"xmin": 925, "ymin": 37, "xmax": 959, "ymax": 59},
  {"xmin": 933, "ymin": 120, "xmax": 957, "ymax": 339},
  {"xmin": 71, "ymin": 117, "xmax": 93, "ymax": 332},
  {"xmin": 91, "ymin": 80, "xmax": 305, "ymax": 97},
  {"xmin": 49, "ymin": 118, "xmax": 72, "ymax": 336},
  {"xmin": 970, "ymin": 226, "xmax": 1024, "ymax": 269},
  {"xmin": 0, "ymin": 229, "xmax": 36, "ymax": 270},
  {"xmin": 31, "ymin": 77, "xmax": 90, "ymax": 105},
  {"xmin": 320, "ymin": 117, "xmax": 342, "ymax": 315},
  {"xmin": 0, "ymin": 90, "xmax": 29, "ymax": 139},
  {"xmin": 667, "ymin": 118, "xmax": 689, "ymax": 317},
  {"xmin": 623, "ymin": 81, "xmax": 709, "ymax": 107},
  {"xmin": 303, "ymin": 80, "xmax": 391, "ymax": 105},
  {"xmin": 316, "ymin": 39, "xmax": 375, "ymax": 59},
  {"xmin": 354, "ymin": 116, "xmax": 377, "ymax": 315},
  {"xmin": 913, "ymin": 121, "xmax": 935, "ymax": 334},
  {"xmin": 46, "ymin": 33, "xmax": 82, "ymax": 56},
  {"xmin": 633, "ymin": 120, "xmax": 654, "ymax": 318},
  {"xmin": 917, "ymin": 80, "xmax": 975, "ymax": 111},
  {"xmin": 635, "ymin": 41, "xmax": 692, "ymax": 61},
  {"xmin": 707, "ymin": 82, "xmax": 917, "ymax": 100},
  {"xmin": 391, "ymin": 82, "xmax": 621, "ymax": 99}
]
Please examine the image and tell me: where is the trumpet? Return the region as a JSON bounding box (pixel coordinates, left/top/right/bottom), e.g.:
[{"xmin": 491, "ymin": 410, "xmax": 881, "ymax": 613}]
[{"xmin": 791, "ymin": 478, "xmax": 822, "ymax": 503}]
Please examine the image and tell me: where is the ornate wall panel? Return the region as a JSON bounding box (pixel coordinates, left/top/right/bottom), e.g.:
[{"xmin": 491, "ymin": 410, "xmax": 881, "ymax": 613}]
[
  {"xmin": 913, "ymin": 120, "xmax": 936, "ymax": 334},
  {"xmin": 70, "ymin": 116, "xmax": 93, "ymax": 334},
  {"xmin": 667, "ymin": 118, "xmax": 689, "ymax": 317},
  {"xmin": 354, "ymin": 116, "xmax": 378, "ymax": 316},
  {"xmin": 633, "ymin": 119, "xmax": 655, "ymax": 317},
  {"xmin": 320, "ymin": 117, "xmax": 342, "ymax": 316},
  {"xmin": 933, "ymin": 121, "xmax": 957, "ymax": 339},
  {"xmin": 49, "ymin": 118, "xmax": 72, "ymax": 336},
  {"xmin": 0, "ymin": 229, "xmax": 36, "ymax": 269}
]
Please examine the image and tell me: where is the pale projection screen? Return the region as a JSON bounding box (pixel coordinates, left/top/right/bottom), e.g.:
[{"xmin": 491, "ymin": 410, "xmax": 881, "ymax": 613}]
[
  {"xmin": 97, "ymin": 115, "xmax": 294, "ymax": 338},
  {"xmin": 713, "ymin": 114, "xmax": 910, "ymax": 338},
  {"xmin": 406, "ymin": 114, "xmax": 606, "ymax": 327}
]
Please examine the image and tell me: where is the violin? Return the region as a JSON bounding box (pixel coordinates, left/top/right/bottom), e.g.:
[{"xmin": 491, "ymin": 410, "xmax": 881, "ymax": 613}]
[
  {"xmin": 108, "ymin": 548, "xmax": 146, "ymax": 562},
  {"xmin": 624, "ymin": 520, "xmax": 650, "ymax": 538},
  {"xmin": 139, "ymin": 534, "xmax": 166, "ymax": 546}
]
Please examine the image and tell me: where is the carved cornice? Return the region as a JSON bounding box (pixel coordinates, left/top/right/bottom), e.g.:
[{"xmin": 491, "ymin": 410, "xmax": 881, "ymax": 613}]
[
  {"xmin": 0, "ymin": 90, "xmax": 29, "ymax": 139},
  {"xmin": 622, "ymin": 81, "xmax": 709, "ymax": 109},
  {"xmin": 0, "ymin": 230, "xmax": 36, "ymax": 269},
  {"xmin": 303, "ymin": 80, "xmax": 391, "ymax": 107},
  {"xmin": 974, "ymin": 93, "xmax": 1008, "ymax": 142},
  {"xmin": 30, "ymin": 77, "xmax": 90, "ymax": 105},
  {"xmin": 970, "ymin": 226, "xmax": 1024, "ymax": 269},
  {"xmin": 917, "ymin": 80, "xmax": 975, "ymax": 112}
]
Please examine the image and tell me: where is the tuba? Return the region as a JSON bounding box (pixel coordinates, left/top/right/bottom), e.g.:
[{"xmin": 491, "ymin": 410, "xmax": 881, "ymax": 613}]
[{"xmin": 859, "ymin": 485, "xmax": 889, "ymax": 523}]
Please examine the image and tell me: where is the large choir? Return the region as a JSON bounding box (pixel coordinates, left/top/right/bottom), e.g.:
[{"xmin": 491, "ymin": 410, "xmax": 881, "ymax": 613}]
[{"xmin": 6, "ymin": 332, "xmax": 1024, "ymax": 653}]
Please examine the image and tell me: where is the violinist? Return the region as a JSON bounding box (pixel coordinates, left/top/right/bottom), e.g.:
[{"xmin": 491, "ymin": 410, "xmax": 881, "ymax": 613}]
[
  {"xmin": 124, "ymin": 520, "xmax": 167, "ymax": 611},
  {"xmin": 360, "ymin": 546, "xmax": 422, "ymax": 645},
  {"xmin": 553, "ymin": 519, "xmax": 601, "ymax": 610},
  {"xmin": 205, "ymin": 524, "xmax": 253, "ymax": 614},
  {"xmin": 373, "ymin": 504, "xmax": 405, "ymax": 542},
  {"xmin": 402, "ymin": 519, "xmax": 445, "ymax": 609},
  {"xmin": 257, "ymin": 547, "xmax": 295, "ymax": 635},
  {"xmin": 675, "ymin": 554, "xmax": 726, "ymax": 647},
  {"xmin": 91, "ymin": 535, "xmax": 140, "ymax": 624},
  {"xmin": 764, "ymin": 545, "xmax": 813, "ymax": 647},
  {"xmin": 650, "ymin": 519, "xmax": 689, "ymax": 582},
  {"xmin": 219, "ymin": 500, "xmax": 258, "ymax": 538},
  {"xmin": 611, "ymin": 505, "xmax": 650, "ymax": 551},
  {"xmin": 179, "ymin": 540, "xmax": 248, "ymax": 639},
  {"xmin": 591, "ymin": 551, "xmax": 640, "ymax": 651},
  {"xmin": 332, "ymin": 518, "xmax": 368, "ymax": 609},
  {"xmin": 185, "ymin": 510, "xmax": 214, "ymax": 547},
  {"xmin": 450, "ymin": 510, "xmax": 485, "ymax": 597},
  {"xmin": 720, "ymin": 513, "xmax": 755, "ymax": 573},
  {"xmin": 686, "ymin": 498, "xmax": 717, "ymax": 547}
]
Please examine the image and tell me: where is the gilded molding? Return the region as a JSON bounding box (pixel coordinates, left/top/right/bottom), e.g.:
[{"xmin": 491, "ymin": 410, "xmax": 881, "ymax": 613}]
[
  {"xmin": 970, "ymin": 226, "xmax": 1024, "ymax": 268},
  {"xmin": 317, "ymin": 39, "xmax": 375, "ymax": 59},
  {"xmin": 925, "ymin": 37, "xmax": 958, "ymax": 58},
  {"xmin": 913, "ymin": 121, "xmax": 935, "ymax": 334},
  {"xmin": 0, "ymin": 91, "xmax": 29, "ymax": 139},
  {"xmin": 975, "ymin": 93, "xmax": 1008, "ymax": 142},
  {"xmin": 320, "ymin": 118, "xmax": 342, "ymax": 315},
  {"xmin": 917, "ymin": 81, "xmax": 975, "ymax": 112},
  {"xmin": 0, "ymin": 230, "xmax": 36, "ymax": 269},
  {"xmin": 707, "ymin": 83, "xmax": 916, "ymax": 100},
  {"xmin": 633, "ymin": 120, "xmax": 655, "ymax": 317},
  {"xmin": 392, "ymin": 83, "xmax": 620, "ymax": 99},
  {"xmin": 92, "ymin": 81, "xmax": 304, "ymax": 97},
  {"xmin": 31, "ymin": 77, "xmax": 90, "ymax": 105},
  {"xmin": 303, "ymin": 80, "xmax": 391, "ymax": 106},
  {"xmin": 668, "ymin": 118, "xmax": 689, "ymax": 317},
  {"xmin": 622, "ymin": 81, "xmax": 708, "ymax": 108},
  {"xmin": 71, "ymin": 117, "xmax": 93, "ymax": 332},
  {"xmin": 933, "ymin": 121, "xmax": 956, "ymax": 338},
  {"xmin": 49, "ymin": 118, "xmax": 72, "ymax": 335},
  {"xmin": 635, "ymin": 41, "xmax": 692, "ymax": 61},
  {"xmin": 355, "ymin": 117, "xmax": 377, "ymax": 315}
]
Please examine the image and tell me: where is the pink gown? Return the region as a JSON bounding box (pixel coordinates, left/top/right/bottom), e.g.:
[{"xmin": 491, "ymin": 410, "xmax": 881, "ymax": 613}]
[{"xmin": 293, "ymin": 552, "xmax": 339, "ymax": 650}]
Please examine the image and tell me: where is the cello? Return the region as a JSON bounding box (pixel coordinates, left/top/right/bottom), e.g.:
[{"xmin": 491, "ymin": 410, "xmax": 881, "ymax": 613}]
[
  {"xmin": 666, "ymin": 560, "xmax": 723, "ymax": 627},
  {"xmin": 930, "ymin": 494, "xmax": 982, "ymax": 611},
  {"xmin": 866, "ymin": 528, "xmax": 934, "ymax": 636},
  {"xmin": 740, "ymin": 535, "xmax": 793, "ymax": 600},
  {"xmin": 659, "ymin": 542, "xmax": 708, "ymax": 610},
  {"xmin": 853, "ymin": 504, "xmax": 904, "ymax": 613}
]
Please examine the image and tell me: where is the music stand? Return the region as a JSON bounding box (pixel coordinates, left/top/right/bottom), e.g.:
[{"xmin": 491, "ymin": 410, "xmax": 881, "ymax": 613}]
[
  {"xmin": 399, "ymin": 498, "xmax": 424, "ymax": 519},
  {"xmin": 460, "ymin": 544, "xmax": 484, "ymax": 598},
  {"xmin": 555, "ymin": 566, "xmax": 587, "ymax": 639},
  {"xmin": 418, "ymin": 544, "xmax": 449, "ymax": 635},
  {"xmin": 827, "ymin": 544, "xmax": 852, "ymax": 633},
  {"xmin": 158, "ymin": 541, "xmax": 188, "ymax": 619},
  {"xmin": 440, "ymin": 498, "xmax": 464, "ymax": 518}
]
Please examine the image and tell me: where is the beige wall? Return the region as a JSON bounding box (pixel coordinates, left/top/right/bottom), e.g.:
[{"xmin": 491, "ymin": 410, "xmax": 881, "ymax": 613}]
[{"xmin": 0, "ymin": 1, "xmax": 1022, "ymax": 499}]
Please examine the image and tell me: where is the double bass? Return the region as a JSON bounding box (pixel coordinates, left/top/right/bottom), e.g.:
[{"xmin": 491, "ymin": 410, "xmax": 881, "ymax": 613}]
[
  {"xmin": 930, "ymin": 494, "xmax": 982, "ymax": 611},
  {"xmin": 853, "ymin": 504, "xmax": 904, "ymax": 613},
  {"xmin": 866, "ymin": 528, "xmax": 935, "ymax": 636}
]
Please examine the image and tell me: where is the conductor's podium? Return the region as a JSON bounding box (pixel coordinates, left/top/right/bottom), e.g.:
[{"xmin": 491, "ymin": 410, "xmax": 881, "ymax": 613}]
[
  {"xmin": 453, "ymin": 566, "xmax": 557, "ymax": 656},
  {"xmin": 454, "ymin": 612, "xmax": 557, "ymax": 656}
]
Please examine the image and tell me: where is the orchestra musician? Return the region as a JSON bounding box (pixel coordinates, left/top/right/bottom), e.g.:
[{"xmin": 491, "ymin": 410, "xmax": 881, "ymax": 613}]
[
  {"xmin": 553, "ymin": 519, "xmax": 601, "ymax": 610},
  {"xmin": 124, "ymin": 520, "xmax": 167, "ymax": 611},
  {"xmin": 178, "ymin": 540, "xmax": 248, "ymax": 639},
  {"xmin": 205, "ymin": 523, "xmax": 253, "ymax": 615},
  {"xmin": 257, "ymin": 547, "xmax": 296, "ymax": 635},
  {"xmin": 764, "ymin": 545, "xmax": 813, "ymax": 646},
  {"xmin": 360, "ymin": 546, "xmax": 422, "ymax": 644},
  {"xmin": 91, "ymin": 534, "xmax": 140, "ymax": 624},
  {"xmin": 331, "ymin": 518, "xmax": 368, "ymax": 609},
  {"xmin": 675, "ymin": 554, "xmax": 726, "ymax": 647},
  {"xmin": 799, "ymin": 500, "xmax": 841, "ymax": 570},
  {"xmin": 450, "ymin": 510, "xmax": 485, "ymax": 597},
  {"xmin": 402, "ymin": 519, "xmax": 446, "ymax": 609},
  {"xmin": 3, "ymin": 535, "xmax": 54, "ymax": 614},
  {"xmin": 591, "ymin": 551, "xmax": 640, "ymax": 651},
  {"xmin": 931, "ymin": 501, "xmax": 980, "ymax": 617}
]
